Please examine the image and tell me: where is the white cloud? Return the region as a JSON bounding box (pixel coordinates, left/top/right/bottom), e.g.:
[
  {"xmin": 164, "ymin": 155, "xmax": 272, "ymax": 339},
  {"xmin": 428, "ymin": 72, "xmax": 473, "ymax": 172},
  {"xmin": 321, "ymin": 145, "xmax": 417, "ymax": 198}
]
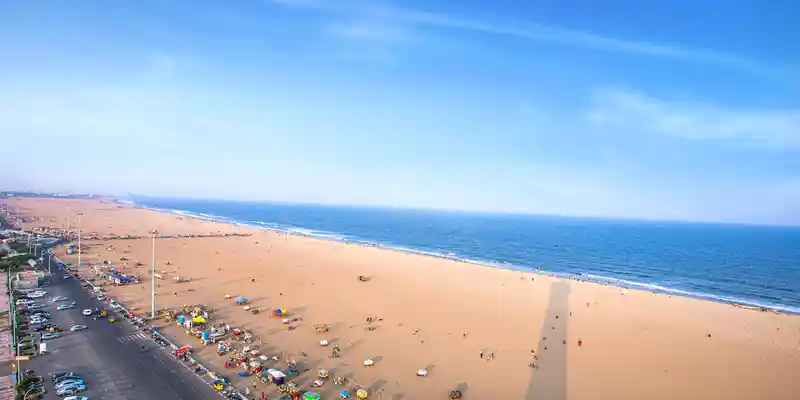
[
  {"xmin": 267, "ymin": 1, "xmax": 788, "ymax": 80},
  {"xmin": 587, "ymin": 88, "xmax": 800, "ymax": 148}
]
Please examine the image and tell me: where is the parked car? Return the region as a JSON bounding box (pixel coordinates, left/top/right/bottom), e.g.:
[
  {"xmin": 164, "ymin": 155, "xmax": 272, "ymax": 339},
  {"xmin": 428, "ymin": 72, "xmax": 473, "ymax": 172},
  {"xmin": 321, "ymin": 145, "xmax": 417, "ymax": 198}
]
[
  {"xmin": 53, "ymin": 373, "xmax": 79, "ymax": 383},
  {"xmin": 64, "ymin": 396, "xmax": 89, "ymax": 400},
  {"xmin": 52, "ymin": 296, "xmax": 69, "ymax": 302},
  {"xmin": 69, "ymin": 325, "xmax": 88, "ymax": 332},
  {"xmin": 81, "ymin": 309, "xmax": 92, "ymax": 316},
  {"xmin": 41, "ymin": 332, "xmax": 60, "ymax": 340},
  {"xmin": 57, "ymin": 384, "xmax": 87, "ymax": 396},
  {"xmin": 55, "ymin": 378, "xmax": 85, "ymax": 389},
  {"xmin": 51, "ymin": 371, "xmax": 77, "ymax": 381},
  {"xmin": 56, "ymin": 304, "xmax": 75, "ymax": 311}
]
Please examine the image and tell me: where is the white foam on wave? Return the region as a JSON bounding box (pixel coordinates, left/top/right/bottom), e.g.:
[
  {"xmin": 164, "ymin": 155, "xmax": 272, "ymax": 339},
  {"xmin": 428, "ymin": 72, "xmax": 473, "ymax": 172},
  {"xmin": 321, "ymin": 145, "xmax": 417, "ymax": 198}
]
[
  {"xmin": 286, "ymin": 227, "xmax": 347, "ymax": 241},
  {"xmin": 582, "ymin": 274, "xmax": 800, "ymax": 314}
]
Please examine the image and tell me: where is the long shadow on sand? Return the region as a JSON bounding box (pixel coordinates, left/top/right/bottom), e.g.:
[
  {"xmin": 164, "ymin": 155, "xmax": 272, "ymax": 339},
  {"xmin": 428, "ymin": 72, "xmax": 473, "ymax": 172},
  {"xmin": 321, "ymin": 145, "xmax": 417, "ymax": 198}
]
[{"xmin": 526, "ymin": 280, "xmax": 571, "ymax": 400}]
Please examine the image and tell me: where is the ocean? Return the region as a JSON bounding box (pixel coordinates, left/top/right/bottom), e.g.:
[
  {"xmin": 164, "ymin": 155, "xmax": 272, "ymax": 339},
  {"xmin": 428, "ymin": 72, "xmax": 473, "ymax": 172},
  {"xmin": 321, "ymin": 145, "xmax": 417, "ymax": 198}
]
[{"xmin": 125, "ymin": 197, "xmax": 800, "ymax": 314}]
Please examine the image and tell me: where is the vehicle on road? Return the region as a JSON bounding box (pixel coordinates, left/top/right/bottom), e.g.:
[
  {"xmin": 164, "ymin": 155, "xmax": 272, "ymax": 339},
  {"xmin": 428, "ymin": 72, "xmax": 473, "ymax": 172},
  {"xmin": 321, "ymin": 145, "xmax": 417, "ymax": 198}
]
[
  {"xmin": 57, "ymin": 384, "xmax": 87, "ymax": 396},
  {"xmin": 62, "ymin": 274, "xmax": 71, "ymax": 279},
  {"xmin": 26, "ymin": 303, "xmax": 44, "ymax": 309},
  {"xmin": 107, "ymin": 317, "xmax": 116, "ymax": 323},
  {"xmin": 82, "ymin": 309, "xmax": 92, "ymax": 316},
  {"xmin": 41, "ymin": 332, "xmax": 60, "ymax": 340},
  {"xmin": 96, "ymin": 294, "xmax": 107, "ymax": 301},
  {"xmin": 64, "ymin": 396, "xmax": 89, "ymax": 400},
  {"xmin": 57, "ymin": 304, "xmax": 75, "ymax": 311},
  {"xmin": 33, "ymin": 324, "xmax": 57, "ymax": 332},
  {"xmin": 52, "ymin": 296, "xmax": 69, "ymax": 302},
  {"xmin": 70, "ymin": 325, "xmax": 88, "ymax": 332}
]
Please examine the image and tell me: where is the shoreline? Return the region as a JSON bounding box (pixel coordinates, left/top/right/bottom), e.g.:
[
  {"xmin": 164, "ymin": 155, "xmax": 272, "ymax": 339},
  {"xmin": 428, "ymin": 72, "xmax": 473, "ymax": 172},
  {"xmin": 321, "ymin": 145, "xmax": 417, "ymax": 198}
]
[{"xmin": 121, "ymin": 198, "xmax": 800, "ymax": 316}]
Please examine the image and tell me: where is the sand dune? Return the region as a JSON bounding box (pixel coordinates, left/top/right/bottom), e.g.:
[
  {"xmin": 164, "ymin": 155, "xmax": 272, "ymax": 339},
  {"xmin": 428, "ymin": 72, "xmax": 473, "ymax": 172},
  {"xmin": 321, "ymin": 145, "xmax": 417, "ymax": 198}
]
[{"xmin": 5, "ymin": 197, "xmax": 800, "ymax": 399}]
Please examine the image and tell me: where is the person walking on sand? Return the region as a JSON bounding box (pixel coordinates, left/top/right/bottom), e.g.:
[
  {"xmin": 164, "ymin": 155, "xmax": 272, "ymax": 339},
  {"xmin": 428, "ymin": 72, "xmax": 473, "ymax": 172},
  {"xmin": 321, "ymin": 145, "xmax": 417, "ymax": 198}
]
[{"xmin": 479, "ymin": 350, "xmax": 484, "ymax": 359}]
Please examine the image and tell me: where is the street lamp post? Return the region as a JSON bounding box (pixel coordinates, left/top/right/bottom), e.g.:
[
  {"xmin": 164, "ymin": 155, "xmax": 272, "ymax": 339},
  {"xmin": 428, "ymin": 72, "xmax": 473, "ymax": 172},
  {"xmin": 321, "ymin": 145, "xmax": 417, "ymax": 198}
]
[
  {"xmin": 47, "ymin": 252, "xmax": 53, "ymax": 274},
  {"xmin": 151, "ymin": 230, "xmax": 157, "ymax": 318},
  {"xmin": 76, "ymin": 213, "xmax": 83, "ymax": 268}
]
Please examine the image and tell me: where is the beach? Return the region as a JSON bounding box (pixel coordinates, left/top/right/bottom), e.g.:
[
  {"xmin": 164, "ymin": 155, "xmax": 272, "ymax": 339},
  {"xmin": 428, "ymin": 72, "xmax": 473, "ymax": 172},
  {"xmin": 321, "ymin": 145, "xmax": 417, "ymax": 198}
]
[{"xmin": 5, "ymin": 197, "xmax": 800, "ymax": 399}]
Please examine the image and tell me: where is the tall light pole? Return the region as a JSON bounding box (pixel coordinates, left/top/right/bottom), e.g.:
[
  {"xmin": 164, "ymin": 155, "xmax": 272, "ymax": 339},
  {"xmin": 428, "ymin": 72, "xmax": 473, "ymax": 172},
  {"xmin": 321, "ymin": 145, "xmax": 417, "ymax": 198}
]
[
  {"xmin": 151, "ymin": 230, "xmax": 158, "ymax": 318},
  {"xmin": 47, "ymin": 252, "xmax": 53, "ymax": 274},
  {"xmin": 66, "ymin": 205, "xmax": 71, "ymax": 239},
  {"xmin": 76, "ymin": 213, "xmax": 83, "ymax": 268}
]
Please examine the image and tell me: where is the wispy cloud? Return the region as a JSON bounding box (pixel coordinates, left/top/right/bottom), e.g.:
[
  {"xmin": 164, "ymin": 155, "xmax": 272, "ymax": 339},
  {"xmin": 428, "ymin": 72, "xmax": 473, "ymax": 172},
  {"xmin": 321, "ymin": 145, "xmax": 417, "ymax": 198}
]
[
  {"xmin": 587, "ymin": 88, "xmax": 800, "ymax": 148},
  {"xmin": 266, "ymin": 1, "xmax": 788, "ymax": 80},
  {"xmin": 324, "ymin": 20, "xmax": 415, "ymax": 45}
]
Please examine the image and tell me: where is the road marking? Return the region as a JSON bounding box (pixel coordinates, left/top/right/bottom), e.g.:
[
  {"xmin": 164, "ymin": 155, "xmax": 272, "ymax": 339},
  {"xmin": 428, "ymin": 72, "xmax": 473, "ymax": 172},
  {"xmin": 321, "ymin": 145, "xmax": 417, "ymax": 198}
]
[{"xmin": 117, "ymin": 332, "xmax": 148, "ymax": 343}]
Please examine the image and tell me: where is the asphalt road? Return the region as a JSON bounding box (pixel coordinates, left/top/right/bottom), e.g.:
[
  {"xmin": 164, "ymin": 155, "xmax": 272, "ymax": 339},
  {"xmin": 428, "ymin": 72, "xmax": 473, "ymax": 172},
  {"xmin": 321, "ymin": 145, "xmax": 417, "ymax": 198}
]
[{"xmin": 21, "ymin": 247, "xmax": 223, "ymax": 400}]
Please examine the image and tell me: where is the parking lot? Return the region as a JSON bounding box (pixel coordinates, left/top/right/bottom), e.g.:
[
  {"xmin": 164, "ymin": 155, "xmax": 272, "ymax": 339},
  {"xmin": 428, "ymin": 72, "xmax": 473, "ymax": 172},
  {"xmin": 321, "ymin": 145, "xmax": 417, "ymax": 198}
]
[{"xmin": 18, "ymin": 254, "xmax": 223, "ymax": 400}]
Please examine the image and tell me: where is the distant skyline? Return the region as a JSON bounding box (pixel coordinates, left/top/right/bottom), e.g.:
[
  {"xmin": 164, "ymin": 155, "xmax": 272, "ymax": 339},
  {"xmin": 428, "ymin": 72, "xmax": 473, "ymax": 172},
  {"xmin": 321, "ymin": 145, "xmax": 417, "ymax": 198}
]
[{"xmin": 1, "ymin": 0, "xmax": 798, "ymax": 226}]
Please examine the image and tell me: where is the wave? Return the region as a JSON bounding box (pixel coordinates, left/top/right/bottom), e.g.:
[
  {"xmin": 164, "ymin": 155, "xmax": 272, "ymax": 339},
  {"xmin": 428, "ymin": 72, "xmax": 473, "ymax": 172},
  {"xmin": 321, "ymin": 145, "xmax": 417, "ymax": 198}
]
[{"xmin": 581, "ymin": 274, "xmax": 800, "ymax": 314}]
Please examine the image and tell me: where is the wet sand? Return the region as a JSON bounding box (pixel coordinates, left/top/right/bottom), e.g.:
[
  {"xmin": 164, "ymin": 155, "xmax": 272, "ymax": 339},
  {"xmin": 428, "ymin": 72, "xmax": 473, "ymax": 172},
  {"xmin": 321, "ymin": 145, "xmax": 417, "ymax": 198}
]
[{"xmin": 5, "ymin": 197, "xmax": 800, "ymax": 399}]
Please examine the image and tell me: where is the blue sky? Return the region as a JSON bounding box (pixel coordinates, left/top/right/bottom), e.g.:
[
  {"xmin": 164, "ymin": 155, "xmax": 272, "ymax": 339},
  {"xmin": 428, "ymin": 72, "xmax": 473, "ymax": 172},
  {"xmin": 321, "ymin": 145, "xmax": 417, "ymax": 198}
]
[{"xmin": 1, "ymin": 0, "xmax": 798, "ymax": 225}]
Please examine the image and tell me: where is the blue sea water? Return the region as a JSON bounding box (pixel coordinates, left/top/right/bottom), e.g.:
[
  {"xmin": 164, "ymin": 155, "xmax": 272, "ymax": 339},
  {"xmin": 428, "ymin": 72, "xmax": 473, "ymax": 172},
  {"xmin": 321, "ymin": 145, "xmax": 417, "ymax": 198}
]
[{"xmin": 125, "ymin": 197, "xmax": 800, "ymax": 314}]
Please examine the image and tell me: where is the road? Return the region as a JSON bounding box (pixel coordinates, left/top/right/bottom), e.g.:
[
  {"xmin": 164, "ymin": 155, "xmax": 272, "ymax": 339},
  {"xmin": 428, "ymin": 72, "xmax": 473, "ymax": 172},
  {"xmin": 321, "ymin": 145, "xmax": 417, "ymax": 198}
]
[{"xmin": 22, "ymin": 246, "xmax": 224, "ymax": 400}]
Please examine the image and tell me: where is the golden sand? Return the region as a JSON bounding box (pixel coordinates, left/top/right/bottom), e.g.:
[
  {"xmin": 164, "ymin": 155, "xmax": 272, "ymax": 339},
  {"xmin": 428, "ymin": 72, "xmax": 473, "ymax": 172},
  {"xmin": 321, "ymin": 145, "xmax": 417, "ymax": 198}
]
[{"xmin": 5, "ymin": 197, "xmax": 800, "ymax": 399}]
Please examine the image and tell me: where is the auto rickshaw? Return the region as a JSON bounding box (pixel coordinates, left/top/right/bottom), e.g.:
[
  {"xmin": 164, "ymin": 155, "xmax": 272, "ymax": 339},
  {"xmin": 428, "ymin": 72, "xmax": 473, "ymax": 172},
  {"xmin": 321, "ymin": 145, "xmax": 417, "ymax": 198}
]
[
  {"xmin": 317, "ymin": 369, "xmax": 329, "ymax": 379},
  {"xmin": 45, "ymin": 327, "xmax": 61, "ymax": 333},
  {"xmin": 108, "ymin": 317, "xmax": 116, "ymax": 323},
  {"xmin": 213, "ymin": 381, "xmax": 224, "ymax": 391}
]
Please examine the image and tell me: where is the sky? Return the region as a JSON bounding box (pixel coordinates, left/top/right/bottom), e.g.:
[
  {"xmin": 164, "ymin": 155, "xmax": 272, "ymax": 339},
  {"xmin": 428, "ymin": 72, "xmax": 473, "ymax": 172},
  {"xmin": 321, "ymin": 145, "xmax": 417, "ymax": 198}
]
[{"xmin": 0, "ymin": 0, "xmax": 798, "ymax": 225}]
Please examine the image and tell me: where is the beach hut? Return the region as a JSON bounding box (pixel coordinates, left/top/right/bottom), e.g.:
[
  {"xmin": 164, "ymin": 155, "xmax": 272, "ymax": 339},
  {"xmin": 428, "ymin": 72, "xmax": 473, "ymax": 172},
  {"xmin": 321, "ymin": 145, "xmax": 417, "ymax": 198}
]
[
  {"xmin": 267, "ymin": 369, "xmax": 286, "ymax": 385},
  {"xmin": 235, "ymin": 297, "xmax": 248, "ymax": 305}
]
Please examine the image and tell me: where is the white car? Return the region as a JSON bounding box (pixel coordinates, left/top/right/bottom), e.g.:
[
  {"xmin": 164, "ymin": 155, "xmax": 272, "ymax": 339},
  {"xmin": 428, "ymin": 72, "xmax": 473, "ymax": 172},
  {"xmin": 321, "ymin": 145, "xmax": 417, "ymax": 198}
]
[
  {"xmin": 81, "ymin": 309, "xmax": 93, "ymax": 316},
  {"xmin": 52, "ymin": 296, "xmax": 69, "ymax": 302},
  {"xmin": 96, "ymin": 295, "xmax": 107, "ymax": 301},
  {"xmin": 16, "ymin": 299, "xmax": 33, "ymax": 305},
  {"xmin": 70, "ymin": 325, "xmax": 88, "ymax": 332},
  {"xmin": 56, "ymin": 304, "xmax": 75, "ymax": 311},
  {"xmin": 64, "ymin": 396, "xmax": 89, "ymax": 400}
]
